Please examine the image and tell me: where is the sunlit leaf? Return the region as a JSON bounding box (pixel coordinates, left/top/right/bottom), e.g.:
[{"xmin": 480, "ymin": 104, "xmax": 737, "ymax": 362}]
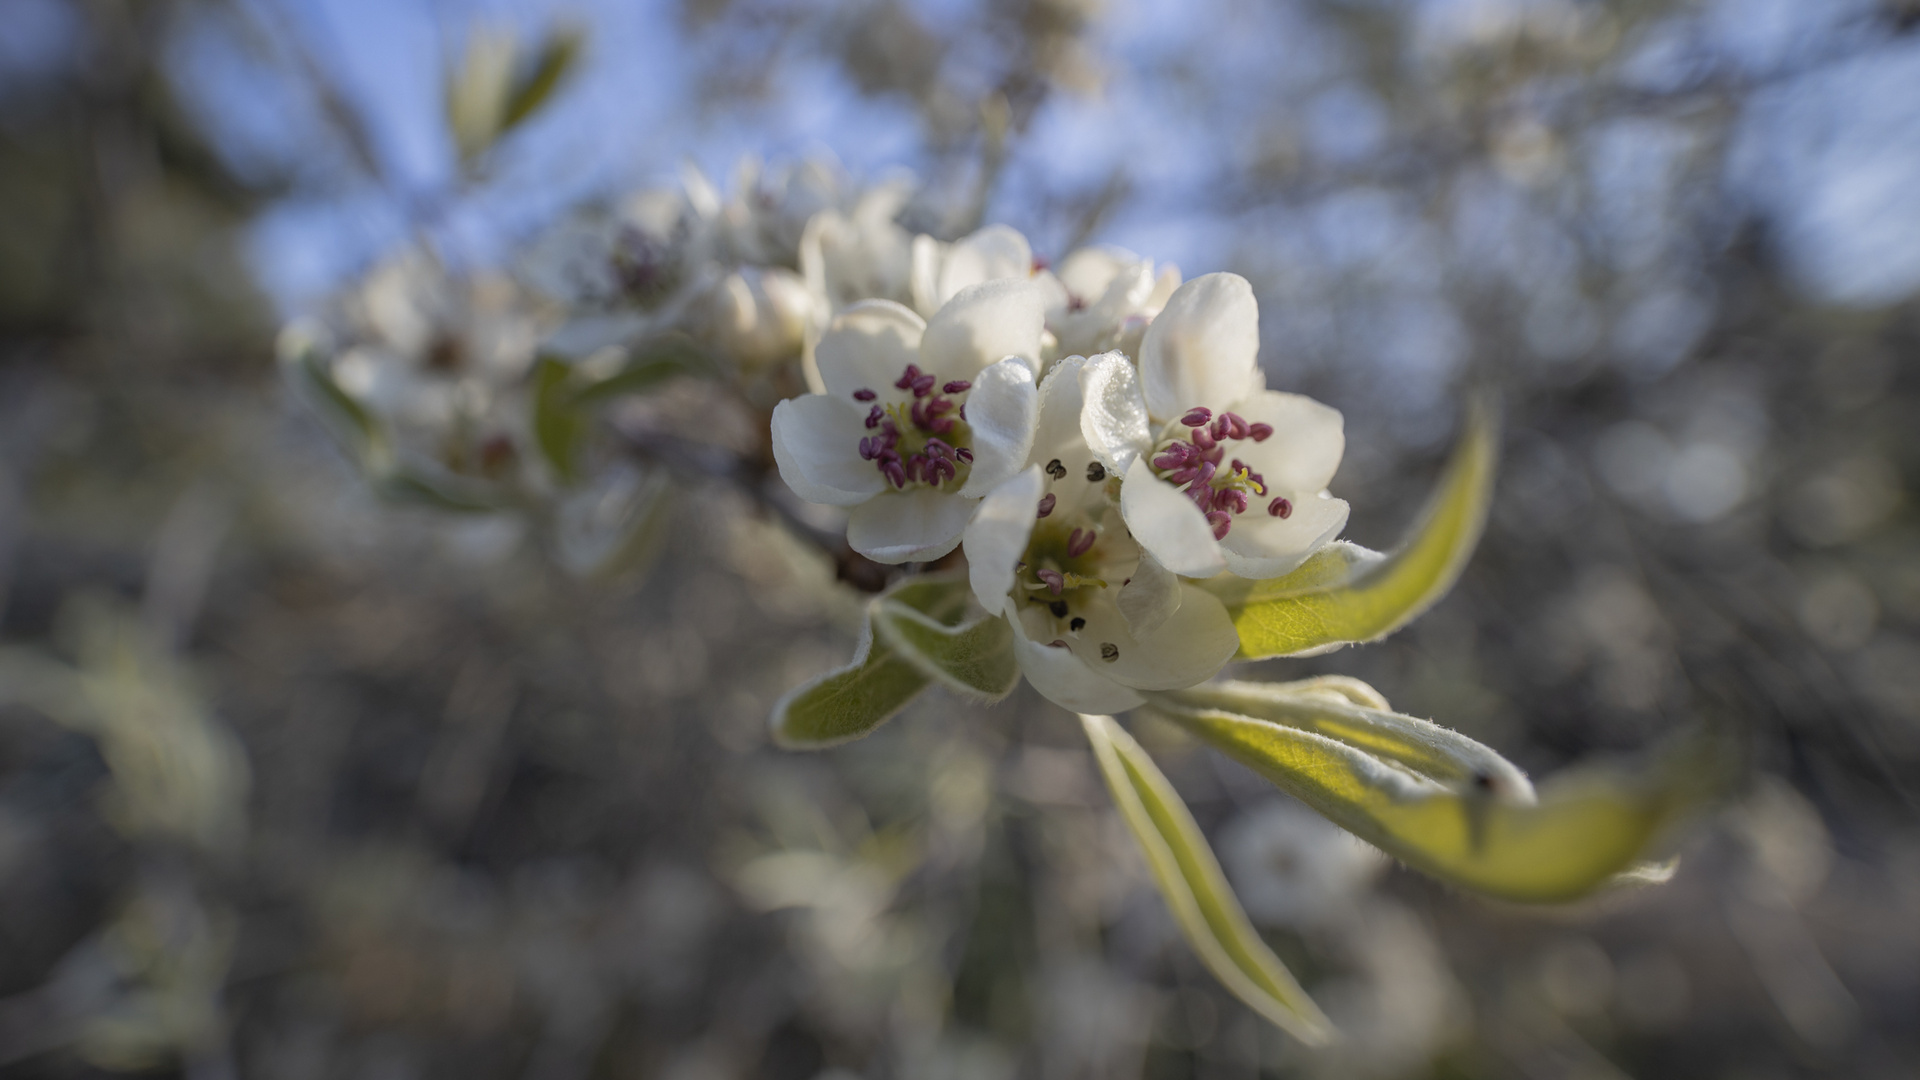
[
  {"xmin": 873, "ymin": 597, "xmax": 1018, "ymax": 702},
  {"xmin": 1079, "ymin": 713, "xmax": 1334, "ymax": 1044},
  {"xmin": 1206, "ymin": 402, "xmax": 1498, "ymax": 659},
  {"xmin": 1148, "ymin": 697, "xmax": 1719, "ymax": 903},
  {"xmin": 1160, "ymin": 679, "xmax": 1532, "ymax": 797},
  {"xmin": 770, "ymin": 576, "xmax": 975, "ymax": 749}
]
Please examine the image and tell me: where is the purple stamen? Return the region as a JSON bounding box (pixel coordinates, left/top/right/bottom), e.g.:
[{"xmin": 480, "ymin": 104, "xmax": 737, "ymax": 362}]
[
  {"xmin": 1248, "ymin": 422, "xmax": 1273, "ymax": 442},
  {"xmin": 943, "ymin": 380, "xmax": 971, "ymax": 394},
  {"xmin": 1224, "ymin": 412, "xmax": 1249, "ymax": 439},
  {"xmin": 1168, "ymin": 466, "xmax": 1201, "ymax": 485},
  {"xmin": 1213, "ymin": 488, "xmax": 1248, "ymax": 515},
  {"xmin": 1268, "ymin": 497, "xmax": 1293, "ymax": 519},
  {"xmin": 853, "ymin": 388, "xmax": 877, "ymax": 402},
  {"xmin": 865, "ymin": 405, "xmax": 884, "ymax": 429},
  {"xmin": 894, "ymin": 364, "xmax": 923, "ymax": 390},
  {"xmin": 1181, "ymin": 408, "xmax": 1212, "ymax": 427},
  {"xmin": 1211, "ymin": 414, "xmax": 1229, "ymax": 440},
  {"xmin": 1206, "ymin": 510, "xmax": 1232, "ymax": 540},
  {"xmin": 955, "ymin": 448, "xmax": 974, "ymax": 463},
  {"xmin": 912, "ymin": 374, "xmax": 936, "ymax": 397},
  {"xmin": 882, "ymin": 461, "xmax": 907, "ymax": 488},
  {"xmin": 1191, "ymin": 426, "xmax": 1217, "ymax": 451},
  {"xmin": 1037, "ymin": 568, "xmax": 1065, "ymax": 595},
  {"xmin": 1067, "ymin": 528, "xmax": 1096, "ymax": 558},
  {"xmin": 1036, "ymin": 493, "xmax": 1056, "ymax": 518}
]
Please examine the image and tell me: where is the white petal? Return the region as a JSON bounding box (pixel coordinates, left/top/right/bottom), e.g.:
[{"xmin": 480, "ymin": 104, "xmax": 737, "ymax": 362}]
[
  {"xmin": 1120, "ymin": 456, "xmax": 1225, "ymax": 578},
  {"xmin": 847, "ymin": 488, "xmax": 975, "ymax": 564},
  {"xmin": 1140, "ymin": 272, "xmax": 1265, "ymax": 421},
  {"xmin": 1063, "ymin": 584, "xmax": 1238, "ymax": 691},
  {"xmin": 771, "ymin": 395, "xmax": 886, "ymax": 507},
  {"xmin": 958, "ymin": 358, "xmax": 1040, "ymax": 497},
  {"xmin": 814, "ymin": 300, "xmax": 925, "ymax": 400},
  {"xmin": 939, "ymin": 225, "xmax": 1033, "ymax": 304},
  {"xmin": 1010, "ymin": 610, "xmax": 1146, "ymax": 713},
  {"xmin": 1147, "ymin": 264, "xmax": 1182, "ymax": 310},
  {"xmin": 1079, "ymin": 351, "xmax": 1152, "ymax": 475},
  {"xmin": 1116, "ymin": 552, "xmax": 1182, "ymax": 638},
  {"xmin": 963, "ymin": 467, "xmax": 1043, "ymax": 613},
  {"xmin": 1220, "ymin": 493, "xmax": 1350, "ymax": 579},
  {"xmin": 909, "ymin": 234, "xmax": 946, "ymax": 317},
  {"xmin": 919, "ymin": 278, "xmax": 1047, "ymax": 381},
  {"xmin": 1030, "ymin": 354, "xmax": 1090, "ymax": 468},
  {"xmin": 1056, "ymin": 245, "xmax": 1138, "ymax": 304},
  {"xmin": 1232, "ymin": 390, "xmax": 1346, "ymax": 493}
]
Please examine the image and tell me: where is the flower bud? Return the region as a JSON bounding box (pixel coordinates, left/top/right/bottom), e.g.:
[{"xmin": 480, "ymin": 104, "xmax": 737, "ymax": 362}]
[{"xmin": 702, "ymin": 267, "xmax": 814, "ymax": 372}]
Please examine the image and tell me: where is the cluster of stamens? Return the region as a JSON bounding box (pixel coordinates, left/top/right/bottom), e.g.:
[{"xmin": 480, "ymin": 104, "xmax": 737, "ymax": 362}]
[
  {"xmin": 1150, "ymin": 408, "xmax": 1291, "ymax": 540},
  {"xmin": 853, "ymin": 364, "xmax": 974, "ymax": 489}
]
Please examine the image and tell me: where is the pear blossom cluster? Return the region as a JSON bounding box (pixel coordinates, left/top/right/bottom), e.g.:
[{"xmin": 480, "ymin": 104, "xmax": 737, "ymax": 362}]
[
  {"xmin": 284, "ymin": 157, "xmax": 1349, "ymax": 711},
  {"xmin": 771, "ymin": 226, "xmax": 1351, "ymax": 710}
]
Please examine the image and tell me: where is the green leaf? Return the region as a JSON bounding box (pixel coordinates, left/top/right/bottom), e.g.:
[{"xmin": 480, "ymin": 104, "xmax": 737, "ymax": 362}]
[
  {"xmin": 1078, "ymin": 713, "xmax": 1335, "ymax": 1044},
  {"xmin": 500, "ymin": 28, "xmax": 582, "ymax": 134},
  {"xmin": 872, "ymin": 598, "xmax": 1018, "ymax": 703},
  {"xmin": 573, "ymin": 334, "xmax": 715, "ymax": 404},
  {"xmin": 554, "ymin": 466, "xmax": 673, "ymax": 582},
  {"xmin": 285, "ymin": 348, "xmax": 388, "ymax": 468},
  {"xmin": 1160, "ymin": 679, "xmax": 1531, "ymax": 796},
  {"xmin": 1148, "ymin": 696, "xmax": 1719, "ymax": 904},
  {"xmin": 1206, "ymin": 402, "xmax": 1498, "ymax": 659},
  {"xmin": 376, "ymin": 465, "xmax": 509, "ymax": 514},
  {"xmin": 769, "ymin": 576, "xmax": 975, "ymax": 749},
  {"xmin": 532, "ymin": 356, "xmax": 590, "ymax": 485}
]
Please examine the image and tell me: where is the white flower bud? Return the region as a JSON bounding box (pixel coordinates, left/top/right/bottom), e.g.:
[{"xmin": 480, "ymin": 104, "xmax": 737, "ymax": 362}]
[{"xmin": 704, "ymin": 267, "xmax": 814, "ymax": 372}]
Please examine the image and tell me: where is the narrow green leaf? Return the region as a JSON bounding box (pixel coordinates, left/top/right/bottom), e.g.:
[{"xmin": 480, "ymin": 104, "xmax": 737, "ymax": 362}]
[
  {"xmin": 769, "ymin": 576, "xmax": 974, "ymax": 749},
  {"xmin": 1159, "ymin": 680, "xmax": 1531, "ymax": 796},
  {"xmin": 1079, "ymin": 714, "xmax": 1335, "ymax": 1044},
  {"xmin": 573, "ymin": 334, "xmax": 715, "ymax": 404},
  {"xmin": 872, "ymin": 600, "xmax": 1018, "ymax": 702},
  {"xmin": 500, "ymin": 29, "xmax": 582, "ymax": 134},
  {"xmin": 532, "ymin": 356, "xmax": 589, "ymax": 485},
  {"xmin": 770, "ymin": 615, "xmax": 929, "ymax": 749},
  {"xmin": 1206, "ymin": 402, "xmax": 1498, "ymax": 659},
  {"xmin": 1150, "ymin": 699, "xmax": 1718, "ymax": 903},
  {"xmin": 376, "ymin": 465, "xmax": 508, "ymax": 514},
  {"xmin": 554, "ymin": 466, "xmax": 673, "ymax": 582}
]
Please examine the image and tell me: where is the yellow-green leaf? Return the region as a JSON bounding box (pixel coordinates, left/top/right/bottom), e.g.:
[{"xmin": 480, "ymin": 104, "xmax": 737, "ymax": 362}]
[
  {"xmin": 872, "ymin": 598, "xmax": 1017, "ymax": 702},
  {"xmin": 1159, "ymin": 679, "xmax": 1531, "ymax": 797},
  {"xmin": 1206, "ymin": 402, "xmax": 1498, "ymax": 659},
  {"xmin": 1079, "ymin": 713, "xmax": 1334, "ymax": 1044},
  {"xmin": 769, "ymin": 575, "xmax": 974, "ymax": 749},
  {"xmin": 1150, "ymin": 699, "xmax": 1718, "ymax": 903}
]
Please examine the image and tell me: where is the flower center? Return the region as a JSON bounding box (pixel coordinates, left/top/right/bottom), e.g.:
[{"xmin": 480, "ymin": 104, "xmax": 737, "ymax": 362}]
[
  {"xmin": 853, "ymin": 364, "xmax": 976, "ymax": 490},
  {"xmin": 1017, "ymin": 460, "xmax": 1128, "ymax": 661},
  {"xmin": 1148, "ymin": 407, "xmax": 1283, "ymax": 540}
]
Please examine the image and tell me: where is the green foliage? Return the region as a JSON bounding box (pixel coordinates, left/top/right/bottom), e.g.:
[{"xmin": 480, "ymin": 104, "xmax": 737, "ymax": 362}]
[
  {"xmin": 533, "ymin": 356, "xmax": 591, "ymax": 485},
  {"xmin": 1207, "ymin": 403, "xmax": 1498, "ymax": 659},
  {"xmin": 1147, "ymin": 690, "xmax": 1720, "ymax": 903},
  {"xmin": 772, "ymin": 574, "xmax": 1017, "ymax": 748},
  {"xmin": 872, "ymin": 595, "xmax": 1019, "ymax": 701},
  {"xmin": 447, "ymin": 25, "xmax": 583, "ymax": 167},
  {"xmin": 1078, "ymin": 713, "xmax": 1335, "ymax": 1044}
]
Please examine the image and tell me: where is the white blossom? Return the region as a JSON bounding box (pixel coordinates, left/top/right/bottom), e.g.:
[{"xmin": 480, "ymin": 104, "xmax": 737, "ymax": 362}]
[
  {"xmin": 909, "ymin": 224, "xmax": 1036, "ymax": 317},
  {"xmin": 1040, "ymin": 244, "xmax": 1181, "ymax": 361},
  {"xmin": 962, "ymin": 354, "xmax": 1240, "ymax": 712},
  {"xmin": 695, "ymin": 267, "xmax": 816, "ymax": 373},
  {"xmin": 1082, "ymin": 273, "xmax": 1351, "ymax": 580},
  {"xmin": 771, "ymin": 280, "xmax": 1048, "ymax": 563}
]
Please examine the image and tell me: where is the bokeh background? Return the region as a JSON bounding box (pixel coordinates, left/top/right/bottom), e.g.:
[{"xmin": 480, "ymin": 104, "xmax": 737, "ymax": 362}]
[{"xmin": 3, "ymin": 0, "xmax": 1919, "ymax": 1076}]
